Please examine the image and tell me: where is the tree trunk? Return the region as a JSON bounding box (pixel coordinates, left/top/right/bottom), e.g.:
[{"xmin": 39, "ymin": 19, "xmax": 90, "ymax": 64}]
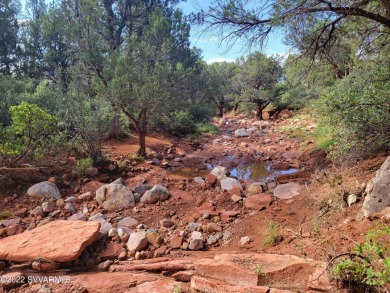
[
  {"xmin": 104, "ymin": 114, "xmax": 121, "ymax": 139},
  {"xmin": 137, "ymin": 129, "xmax": 146, "ymax": 157},
  {"xmin": 381, "ymin": 0, "xmax": 390, "ymax": 19},
  {"xmin": 255, "ymin": 101, "xmax": 263, "ymax": 120},
  {"xmin": 217, "ymin": 103, "xmax": 224, "ymax": 117},
  {"xmin": 135, "ymin": 108, "xmax": 147, "ymax": 157},
  {"xmin": 121, "ymin": 107, "xmax": 148, "ymax": 157}
]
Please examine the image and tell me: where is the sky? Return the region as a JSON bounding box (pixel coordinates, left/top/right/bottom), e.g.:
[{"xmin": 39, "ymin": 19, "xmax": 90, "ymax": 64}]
[
  {"xmin": 19, "ymin": 0, "xmax": 289, "ymax": 64},
  {"xmin": 178, "ymin": 0, "xmax": 289, "ymax": 63}
]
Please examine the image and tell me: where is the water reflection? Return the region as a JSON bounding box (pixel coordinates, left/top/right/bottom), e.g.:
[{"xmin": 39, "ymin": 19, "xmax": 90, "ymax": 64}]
[
  {"xmin": 229, "ymin": 163, "xmax": 271, "ymax": 181},
  {"xmin": 169, "ymin": 161, "xmax": 298, "ymax": 182},
  {"xmin": 229, "ymin": 162, "xmax": 298, "ymax": 182}
]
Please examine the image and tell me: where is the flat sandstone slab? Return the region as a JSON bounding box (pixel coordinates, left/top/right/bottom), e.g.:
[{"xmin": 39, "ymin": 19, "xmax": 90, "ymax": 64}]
[{"xmin": 0, "ymin": 220, "xmax": 100, "ymax": 262}]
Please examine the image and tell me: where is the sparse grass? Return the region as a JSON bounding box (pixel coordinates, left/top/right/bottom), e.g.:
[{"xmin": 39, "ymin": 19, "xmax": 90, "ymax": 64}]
[
  {"xmin": 315, "ymin": 136, "xmax": 334, "ymax": 151},
  {"xmin": 172, "ymin": 285, "xmax": 181, "ymax": 293},
  {"xmin": 295, "ymin": 240, "xmax": 307, "ymax": 258},
  {"xmin": 312, "ymin": 220, "xmax": 321, "ymax": 239},
  {"xmin": 0, "ymin": 211, "xmax": 13, "ymax": 220},
  {"xmin": 196, "ymin": 122, "xmax": 220, "ymax": 135},
  {"xmin": 281, "ymin": 125, "xmax": 312, "ymax": 142},
  {"xmin": 262, "ymin": 221, "xmax": 283, "ymax": 249},
  {"xmin": 292, "ymin": 113, "xmax": 312, "ymax": 121},
  {"xmin": 254, "ymin": 264, "xmax": 267, "ymax": 278},
  {"xmin": 129, "ymin": 153, "xmax": 144, "ymax": 162},
  {"xmin": 186, "ymin": 132, "xmax": 199, "ymax": 140},
  {"xmin": 117, "ymin": 160, "xmax": 129, "ymax": 171},
  {"xmin": 75, "ymin": 157, "xmax": 93, "ymax": 176},
  {"xmin": 186, "ymin": 122, "xmax": 220, "ymax": 140}
]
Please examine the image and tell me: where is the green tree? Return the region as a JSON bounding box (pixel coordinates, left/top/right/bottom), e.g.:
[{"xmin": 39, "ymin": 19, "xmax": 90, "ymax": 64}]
[
  {"xmin": 0, "ymin": 102, "xmax": 57, "ymax": 166},
  {"xmin": 279, "ymin": 55, "xmax": 335, "ymax": 107},
  {"xmin": 0, "ymin": 0, "xmax": 20, "ymax": 74},
  {"xmin": 233, "ymin": 52, "xmax": 283, "ymax": 120},
  {"xmin": 114, "ymin": 9, "xmax": 202, "ymax": 156},
  {"xmin": 19, "ymin": 0, "xmax": 47, "ymax": 78},
  {"xmin": 205, "ymin": 61, "xmax": 238, "ymax": 117},
  {"xmin": 0, "ymin": 76, "xmax": 35, "ymax": 126}
]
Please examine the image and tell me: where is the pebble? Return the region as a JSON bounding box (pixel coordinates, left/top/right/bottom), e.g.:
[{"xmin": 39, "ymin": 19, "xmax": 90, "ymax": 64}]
[
  {"xmin": 98, "ymin": 260, "xmax": 112, "ymax": 272},
  {"xmin": 42, "ymin": 202, "xmax": 56, "ymax": 213},
  {"xmin": 240, "ymin": 236, "xmax": 251, "ymax": 245},
  {"xmin": 64, "ymin": 203, "xmax": 76, "ymax": 214}
]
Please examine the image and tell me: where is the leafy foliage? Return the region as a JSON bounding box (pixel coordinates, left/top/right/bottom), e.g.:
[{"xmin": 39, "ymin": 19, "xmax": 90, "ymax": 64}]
[
  {"xmin": 332, "ymin": 225, "xmax": 390, "ymax": 290},
  {"xmin": 317, "ymin": 56, "xmax": 390, "ymax": 158},
  {"xmin": 161, "ymin": 110, "xmax": 196, "ymax": 136},
  {"xmin": 75, "ymin": 157, "xmax": 93, "ymax": 176},
  {"xmin": 0, "ymin": 102, "xmax": 57, "ymax": 166},
  {"xmin": 232, "ymin": 52, "xmax": 283, "ymax": 119}
]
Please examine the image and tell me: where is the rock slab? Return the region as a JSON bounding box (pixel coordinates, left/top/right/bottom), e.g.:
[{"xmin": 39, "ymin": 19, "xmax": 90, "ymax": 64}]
[
  {"xmin": 0, "ymin": 220, "xmax": 100, "ymax": 262},
  {"xmin": 358, "ymin": 156, "xmax": 390, "ymax": 220},
  {"xmin": 273, "ymin": 182, "xmax": 302, "ymax": 199}
]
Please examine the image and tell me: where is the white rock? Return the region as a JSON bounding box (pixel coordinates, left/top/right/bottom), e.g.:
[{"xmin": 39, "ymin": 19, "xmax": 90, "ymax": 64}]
[
  {"xmin": 240, "ymin": 236, "xmax": 251, "ymax": 245},
  {"xmin": 220, "ymin": 178, "xmax": 243, "ymax": 192},
  {"xmin": 347, "ymin": 194, "xmax": 357, "ymax": 206},
  {"xmin": 273, "ymin": 182, "xmax": 302, "ymax": 199},
  {"xmin": 191, "ymin": 231, "xmax": 203, "ymax": 240},
  {"xmin": 358, "ymin": 156, "xmax": 390, "ymax": 220},
  {"xmin": 68, "ymin": 212, "xmax": 86, "ymax": 221},
  {"xmin": 222, "ymin": 135, "xmax": 233, "ymax": 140},
  {"xmin": 234, "ymin": 128, "xmax": 249, "ymax": 137},
  {"xmin": 65, "ymin": 196, "xmax": 76, "ymax": 203},
  {"xmin": 93, "ymin": 219, "xmax": 112, "ymax": 239},
  {"xmin": 127, "ymin": 232, "xmax": 147, "ymax": 252},
  {"xmin": 194, "ymin": 177, "xmax": 206, "ymax": 186},
  {"xmin": 30, "ymin": 206, "xmax": 44, "ymax": 217},
  {"xmin": 96, "ymin": 183, "xmax": 135, "ymax": 211},
  {"xmin": 247, "ymin": 127, "xmax": 258, "ymax": 133},
  {"xmin": 88, "ymin": 213, "xmax": 104, "ymax": 221},
  {"xmin": 108, "ymin": 228, "xmax": 118, "ymax": 237},
  {"xmin": 210, "ymin": 166, "xmax": 228, "ymax": 181},
  {"xmin": 140, "ymin": 185, "xmax": 170, "ymax": 204},
  {"xmin": 78, "ymin": 192, "xmax": 93, "ymax": 201},
  {"xmin": 118, "ymin": 217, "xmax": 139, "ymax": 228},
  {"xmin": 27, "ymin": 181, "xmax": 61, "ymax": 200}
]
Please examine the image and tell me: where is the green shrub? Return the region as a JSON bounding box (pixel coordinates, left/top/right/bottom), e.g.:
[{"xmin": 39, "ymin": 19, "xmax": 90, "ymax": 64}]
[
  {"xmin": 76, "ymin": 157, "xmax": 93, "ymax": 176},
  {"xmin": 332, "ymin": 225, "xmax": 390, "ymax": 290},
  {"xmin": 262, "ymin": 221, "xmax": 283, "ymax": 248},
  {"xmin": 161, "ymin": 110, "xmax": 196, "ymax": 136},
  {"xmin": 317, "ymin": 57, "xmax": 390, "ymax": 158},
  {"xmin": 196, "ymin": 122, "xmax": 220, "ymax": 135},
  {"xmin": 129, "ymin": 153, "xmax": 145, "ymax": 163},
  {"xmin": 0, "ymin": 102, "xmax": 58, "ymax": 167},
  {"xmin": 0, "ymin": 211, "xmax": 13, "ymax": 220}
]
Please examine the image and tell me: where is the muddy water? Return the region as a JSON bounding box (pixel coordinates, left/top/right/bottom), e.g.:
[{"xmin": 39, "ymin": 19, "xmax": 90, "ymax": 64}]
[
  {"xmin": 169, "ymin": 161, "xmax": 298, "ymax": 182},
  {"xmin": 167, "ymin": 166, "xmax": 210, "ymax": 180},
  {"xmin": 229, "ymin": 163, "xmax": 298, "ymax": 182}
]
